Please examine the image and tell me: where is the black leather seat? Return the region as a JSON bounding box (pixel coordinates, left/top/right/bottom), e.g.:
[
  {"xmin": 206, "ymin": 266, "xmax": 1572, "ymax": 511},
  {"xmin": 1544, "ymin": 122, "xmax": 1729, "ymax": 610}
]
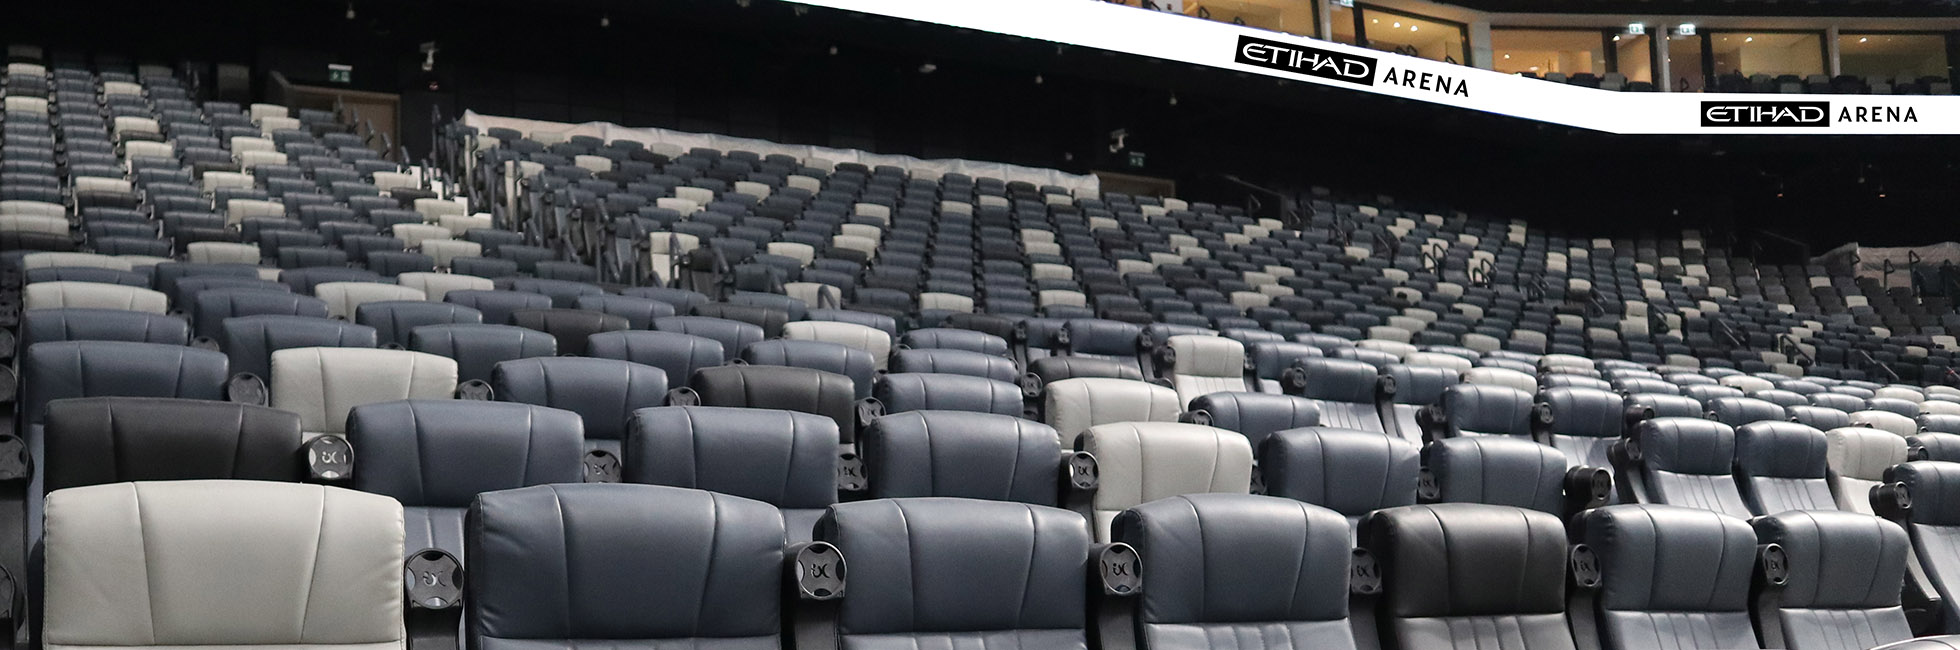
[
  {"xmin": 860, "ymin": 410, "xmax": 1069, "ymax": 505},
  {"xmin": 872, "ymin": 372, "xmax": 1023, "ymax": 417},
  {"xmin": 1361, "ymin": 502, "xmax": 1577, "ymax": 650},
  {"xmin": 1423, "ymin": 436, "xmax": 1576, "ymax": 516},
  {"xmin": 687, "ymin": 365, "xmax": 857, "ymax": 443},
  {"xmin": 504, "ymin": 277, "xmax": 605, "ymax": 308},
  {"xmin": 43, "ymin": 397, "xmax": 306, "ymax": 490},
  {"xmin": 1294, "ymin": 358, "xmax": 1386, "ymax": 432},
  {"xmin": 814, "ymin": 498, "xmax": 1092, "ymax": 650},
  {"xmin": 1624, "ymin": 417, "xmax": 1751, "ymax": 517},
  {"xmin": 1261, "ymin": 427, "xmax": 1418, "ymax": 533},
  {"xmin": 1182, "ymin": 392, "xmax": 1321, "ymax": 450},
  {"xmin": 1111, "ymin": 493, "xmax": 1359, "ymax": 650},
  {"xmin": 443, "ymin": 289, "xmax": 553, "ymax": 325},
  {"xmin": 466, "ymin": 484, "xmax": 786, "ymax": 650},
  {"xmin": 588, "ymin": 330, "xmax": 725, "ymax": 390},
  {"xmin": 411, "ymin": 324, "xmax": 557, "ymax": 384},
  {"xmin": 1627, "ymin": 393, "xmax": 1705, "ymax": 420},
  {"xmin": 509, "ymin": 308, "xmax": 629, "ymax": 356},
  {"xmin": 744, "ymin": 340, "xmax": 878, "ymax": 400},
  {"xmin": 654, "ymin": 316, "xmax": 765, "ymax": 362},
  {"xmin": 221, "ymin": 315, "xmax": 377, "ymax": 379},
  {"xmin": 890, "ymin": 348, "xmax": 1021, "ymax": 384},
  {"xmin": 1752, "ymin": 510, "xmax": 1913, "ymax": 650},
  {"xmin": 1734, "ymin": 420, "xmax": 1837, "ymax": 516},
  {"xmin": 493, "ymin": 356, "xmax": 669, "ymax": 455},
  {"xmin": 691, "ymin": 302, "xmax": 792, "ymax": 338},
  {"xmin": 353, "ymin": 300, "xmax": 484, "ymax": 348},
  {"xmin": 624, "ymin": 405, "xmax": 839, "ymax": 542},
  {"xmin": 348, "ymin": 399, "xmax": 584, "ymax": 559},
  {"xmin": 1572, "ymin": 504, "xmax": 1758, "ymax": 650},
  {"xmin": 1247, "ymin": 341, "xmax": 1323, "ymax": 394}
]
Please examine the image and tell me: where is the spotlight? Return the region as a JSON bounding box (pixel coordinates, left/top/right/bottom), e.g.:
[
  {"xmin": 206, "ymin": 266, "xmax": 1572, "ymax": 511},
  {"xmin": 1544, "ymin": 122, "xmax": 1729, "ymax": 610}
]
[
  {"xmin": 1410, "ymin": 25, "xmax": 1418, "ymax": 31},
  {"xmin": 918, "ymin": 62, "xmax": 937, "ymax": 74},
  {"xmin": 1745, "ymin": 37, "xmax": 1754, "ymax": 43},
  {"xmin": 345, "ymin": 2, "xmax": 355, "ymax": 19},
  {"xmin": 1859, "ymin": 37, "xmax": 1869, "ymax": 43},
  {"xmin": 600, "ymin": 14, "xmax": 610, "ymax": 28}
]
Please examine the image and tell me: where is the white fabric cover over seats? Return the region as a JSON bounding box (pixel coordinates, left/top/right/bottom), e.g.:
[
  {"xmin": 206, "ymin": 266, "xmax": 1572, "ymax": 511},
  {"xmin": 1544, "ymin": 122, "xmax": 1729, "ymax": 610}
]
[
  {"xmin": 270, "ymin": 348, "xmax": 458, "ymax": 438},
  {"xmin": 1165, "ymin": 335, "xmax": 1247, "ymax": 405},
  {"xmin": 1080, "ymin": 422, "xmax": 1253, "ymax": 541},
  {"xmin": 782, "ymin": 321, "xmax": 892, "ymax": 371},
  {"xmin": 314, "ymin": 282, "xmax": 429, "ymax": 319},
  {"xmin": 43, "ymin": 480, "xmax": 405, "ymax": 650},
  {"xmin": 1826, "ymin": 427, "xmax": 1907, "ymax": 515},
  {"xmin": 1043, "ymin": 378, "xmax": 1182, "ymax": 446},
  {"xmin": 23, "ymin": 282, "xmax": 168, "ymax": 314}
]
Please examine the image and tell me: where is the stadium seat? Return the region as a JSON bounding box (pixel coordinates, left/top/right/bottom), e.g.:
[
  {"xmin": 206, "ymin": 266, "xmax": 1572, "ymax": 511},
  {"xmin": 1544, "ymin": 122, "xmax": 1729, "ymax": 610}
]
[
  {"xmin": 1572, "ymin": 504, "xmax": 1759, "ymax": 650},
  {"xmin": 1735, "ymin": 420, "xmax": 1837, "ymax": 516},
  {"xmin": 1361, "ymin": 503, "xmax": 1577, "ymax": 650},
  {"xmin": 1293, "ymin": 357, "xmax": 1386, "ymax": 432},
  {"xmin": 871, "ymin": 372, "xmax": 1023, "ymax": 417},
  {"xmin": 681, "ymin": 365, "xmax": 858, "ymax": 441},
  {"xmin": 1043, "ymin": 377, "xmax": 1181, "ymax": 445},
  {"xmin": 1423, "ymin": 435, "xmax": 1604, "ymax": 515},
  {"xmin": 270, "ymin": 347, "xmax": 459, "ymax": 439},
  {"xmin": 1181, "ymin": 391, "xmax": 1321, "ymax": 450},
  {"xmin": 493, "ymin": 356, "xmax": 668, "ymax": 456},
  {"xmin": 1079, "ymin": 421, "xmax": 1252, "ymax": 540},
  {"xmin": 1752, "ymin": 509, "xmax": 1913, "ymax": 650},
  {"xmin": 1262, "ymin": 427, "xmax": 1419, "ymax": 532}
]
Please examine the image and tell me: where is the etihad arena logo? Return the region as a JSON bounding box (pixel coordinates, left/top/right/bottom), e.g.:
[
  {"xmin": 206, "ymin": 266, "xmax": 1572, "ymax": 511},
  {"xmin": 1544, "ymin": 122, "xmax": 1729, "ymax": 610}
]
[
  {"xmin": 1700, "ymin": 102, "xmax": 1831, "ymax": 127},
  {"xmin": 1235, "ymin": 35, "xmax": 1375, "ymax": 86}
]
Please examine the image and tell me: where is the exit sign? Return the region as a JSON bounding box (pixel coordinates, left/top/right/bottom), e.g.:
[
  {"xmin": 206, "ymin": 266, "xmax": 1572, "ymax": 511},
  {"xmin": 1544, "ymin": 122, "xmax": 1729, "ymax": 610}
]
[
  {"xmin": 328, "ymin": 64, "xmax": 352, "ymax": 84},
  {"xmin": 1128, "ymin": 151, "xmax": 1147, "ymax": 168}
]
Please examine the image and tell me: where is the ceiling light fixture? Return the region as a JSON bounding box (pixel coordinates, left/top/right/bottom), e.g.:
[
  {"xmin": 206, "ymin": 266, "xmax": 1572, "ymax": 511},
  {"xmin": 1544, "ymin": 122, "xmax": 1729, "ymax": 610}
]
[
  {"xmin": 1859, "ymin": 37, "xmax": 1869, "ymax": 43},
  {"xmin": 1410, "ymin": 25, "xmax": 1418, "ymax": 31},
  {"xmin": 1745, "ymin": 36, "xmax": 1754, "ymax": 43}
]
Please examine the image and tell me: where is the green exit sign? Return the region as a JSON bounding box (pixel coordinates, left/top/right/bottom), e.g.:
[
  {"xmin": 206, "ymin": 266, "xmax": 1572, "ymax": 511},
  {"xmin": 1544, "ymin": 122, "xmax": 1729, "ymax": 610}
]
[
  {"xmin": 1128, "ymin": 151, "xmax": 1146, "ymax": 168},
  {"xmin": 328, "ymin": 64, "xmax": 352, "ymax": 84}
]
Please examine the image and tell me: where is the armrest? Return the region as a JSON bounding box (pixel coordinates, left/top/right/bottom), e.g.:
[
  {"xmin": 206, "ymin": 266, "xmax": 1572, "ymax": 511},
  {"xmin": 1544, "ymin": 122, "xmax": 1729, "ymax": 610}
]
[
  {"xmin": 582, "ymin": 449, "xmax": 622, "ymax": 483},
  {"xmin": 836, "ymin": 447, "xmax": 865, "ymax": 493},
  {"xmin": 189, "ymin": 336, "xmax": 221, "ymax": 351},
  {"xmin": 854, "ymin": 398, "xmax": 884, "ymax": 432},
  {"xmin": 1061, "ymin": 451, "xmax": 1099, "ymax": 519},
  {"xmin": 455, "ymin": 379, "xmax": 493, "ymax": 400},
  {"xmin": 1751, "ymin": 544, "xmax": 1789, "ymax": 649},
  {"xmin": 666, "ymin": 387, "xmax": 700, "ymax": 406},
  {"xmin": 303, "ymin": 436, "xmax": 354, "ymax": 483},
  {"xmin": 788, "ymin": 541, "xmax": 846, "ymax": 601},
  {"xmin": 1564, "ymin": 466, "xmax": 1613, "ymax": 515},
  {"xmin": 226, "ymin": 373, "xmax": 268, "ymax": 406},
  {"xmin": 404, "ymin": 548, "xmax": 463, "ymax": 650}
]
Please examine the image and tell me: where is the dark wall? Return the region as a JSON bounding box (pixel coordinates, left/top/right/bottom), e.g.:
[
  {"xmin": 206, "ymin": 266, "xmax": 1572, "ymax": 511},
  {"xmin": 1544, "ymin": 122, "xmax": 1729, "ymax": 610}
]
[{"xmin": 8, "ymin": 0, "xmax": 1959, "ymax": 259}]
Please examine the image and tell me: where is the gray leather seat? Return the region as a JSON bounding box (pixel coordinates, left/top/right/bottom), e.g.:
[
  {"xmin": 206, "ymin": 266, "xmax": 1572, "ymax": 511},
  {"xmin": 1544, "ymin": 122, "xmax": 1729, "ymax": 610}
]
[
  {"xmin": 1627, "ymin": 393, "xmax": 1706, "ymax": 420},
  {"xmin": 587, "ymin": 330, "xmax": 725, "ymax": 390},
  {"xmin": 1789, "ymin": 405, "xmax": 1854, "ymax": 431},
  {"xmin": 1433, "ymin": 384, "xmax": 1536, "ymax": 438},
  {"xmin": 1627, "ymin": 417, "xmax": 1752, "ymax": 517},
  {"xmin": 1538, "ymin": 386, "xmax": 1627, "ymax": 469},
  {"xmin": 444, "ymin": 289, "xmax": 553, "ymax": 325},
  {"xmin": 873, "ymin": 372, "xmax": 1023, "ymax": 417},
  {"xmin": 493, "ymin": 356, "xmax": 668, "ymax": 456},
  {"xmin": 1574, "ymin": 504, "xmax": 1757, "ymax": 650},
  {"xmin": 44, "ymin": 481, "xmax": 405, "ymax": 650},
  {"xmin": 1361, "ymin": 502, "xmax": 1577, "ymax": 650},
  {"xmin": 1914, "ymin": 431, "xmax": 1960, "ymax": 462},
  {"xmin": 899, "ymin": 327, "xmax": 1011, "ymax": 357},
  {"xmin": 467, "ymin": 484, "xmax": 784, "ymax": 650},
  {"xmin": 744, "ymin": 339, "xmax": 878, "ymax": 400},
  {"xmin": 348, "ymin": 399, "xmax": 584, "ymax": 559},
  {"xmin": 1294, "ymin": 358, "xmax": 1385, "ymax": 432},
  {"xmin": 1888, "ymin": 461, "xmax": 1960, "ymax": 632},
  {"xmin": 815, "ymin": 498, "xmax": 1092, "ymax": 650},
  {"xmin": 43, "ymin": 397, "xmax": 306, "ymax": 491},
  {"xmin": 1064, "ymin": 318, "xmax": 1146, "ymax": 375},
  {"xmin": 654, "ymin": 316, "xmax": 766, "ymax": 362},
  {"xmin": 1735, "ymin": 421, "xmax": 1837, "ymax": 516},
  {"xmin": 354, "ymin": 300, "xmax": 484, "ymax": 348},
  {"xmin": 1182, "ymin": 392, "xmax": 1321, "ymax": 450},
  {"xmin": 410, "ymin": 323, "xmax": 558, "ymax": 384},
  {"xmin": 1262, "ymin": 427, "xmax": 1419, "ymax": 532},
  {"xmin": 222, "ymin": 314, "xmax": 377, "ymax": 379},
  {"xmin": 1111, "ymin": 494, "xmax": 1358, "ymax": 650},
  {"xmin": 860, "ymin": 410, "xmax": 1066, "ymax": 505},
  {"xmin": 1247, "ymin": 341, "xmax": 1322, "ymax": 394},
  {"xmin": 191, "ymin": 287, "xmax": 331, "ymax": 341},
  {"xmin": 890, "ymin": 348, "xmax": 1021, "ymax": 384},
  {"xmin": 1753, "ymin": 510, "xmax": 1913, "ymax": 650},
  {"xmin": 688, "ymin": 365, "xmax": 858, "ymax": 442},
  {"xmin": 574, "ymin": 294, "xmax": 677, "ymax": 329},
  {"xmin": 1708, "ymin": 396, "xmax": 1788, "ymax": 427},
  {"xmin": 509, "ymin": 308, "xmax": 629, "ymax": 356},
  {"xmin": 1423, "ymin": 436, "xmax": 1571, "ymax": 515},
  {"xmin": 504, "ymin": 277, "xmax": 605, "ymax": 308},
  {"xmin": 1378, "ymin": 363, "xmax": 1459, "ymax": 443},
  {"xmin": 18, "ymin": 308, "xmax": 190, "ymax": 352},
  {"xmin": 623, "ymin": 405, "xmax": 838, "ymax": 541}
]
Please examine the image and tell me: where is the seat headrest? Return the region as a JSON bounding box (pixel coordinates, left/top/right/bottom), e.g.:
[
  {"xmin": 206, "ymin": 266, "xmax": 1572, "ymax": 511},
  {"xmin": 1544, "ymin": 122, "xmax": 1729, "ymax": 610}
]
[
  {"xmin": 491, "ymin": 356, "xmax": 667, "ymax": 440},
  {"xmin": 1893, "ymin": 461, "xmax": 1960, "ymax": 526},
  {"xmin": 1297, "ymin": 358, "xmax": 1381, "ymax": 404},
  {"xmin": 1809, "ymin": 393, "xmax": 1867, "ymax": 412},
  {"xmin": 818, "ymin": 498, "xmax": 1090, "ymax": 635},
  {"xmin": 1541, "ymin": 387, "xmax": 1626, "ymax": 437},
  {"xmin": 1734, "ymin": 421, "xmax": 1827, "ymax": 479},
  {"xmin": 1112, "ymin": 494, "xmax": 1351, "ymax": 625},
  {"xmin": 1185, "ymin": 392, "xmax": 1322, "ymax": 450},
  {"xmin": 1913, "ymin": 431, "xmax": 1960, "ymax": 462},
  {"xmin": 1628, "ymin": 393, "xmax": 1708, "ymax": 419},
  {"xmin": 1827, "ymin": 427, "xmax": 1908, "ymax": 482},
  {"xmin": 20, "ymin": 308, "xmax": 190, "ymax": 349},
  {"xmin": 1383, "ymin": 364, "xmax": 1459, "ymax": 405},
  {"xmin": 1640, "ymin": 417, "xmax": 1737, "ymax": 476},
  {"xmin": 1029, "ymin": 356, "xmax": 1143, "ymax": 383},
  {"xmin": 1751, "ymin": 510, "xmax": 1908, "ymax": 609},
  {"xmin": 1461, "ymin": 367, "xmax": 1538, "ymax": 393},
  {"xmin": 861, "ymin": 411, "xmax": 1062, "ymax": 503},
  {"xmin": 1065, "ymin": 319, "xmax": 1143, "ymax": 356},
  {"xmin": 1577, "ymin": 504, "xmax": 1755, "ymax": 612},
  {"xmin": 1044, "ymin": 378, "xmax": 1182, "ymax": 444},
  {"xmin": 1262, "ymin": 427, "xmax": 1419, "ymax": 518},
  {"xmin": 625, "ymin": 406, "xmax": 838, "ymax": 509},
  {"xmin": 44, "ymin": 481, "xmax": 404, "ymax": 648},
  {"xmin": 689, "ymin": 366, "xmax": 857, "ymax": 435},
  {"xmin": 348, "ymin": 400, "xmax": 585, "ymax": 507},
  {"xmin": 1541, "ymin": 373, "xmax": 1611, "ymax": 391},
  {"xmin": 1441, "ymin": 384, "xmax": 1535, "ymax": 436},
  {"xmin": 1247, "ymin": 342, "xmax": 1322, "ymax": 380},
  {"xmin": 469, "ymin": 484, "xmax": 784, "ymax": 643},
  {"xmin": 586, "ymin": 330, "xmax": 724, "ymax": 387},
  {"xmin": 890, "ymin": 348, "xmax": 1019, "ymax": 383},
  {"xmin": 1613, "ymin": 378, "xmax": 1679, "ymax": 395},
  {"xmin": 899, "ymin": 327, "xmax": 1010, "ymax": 357},
  {"xmin": 874, "ymin": 373, "xmax": 1023, "ymax": 417},
  {"xmin": 1750, "ymin": 389, "xmax": 1808, "ymax": 408},
  {"xmin": 1423, "ymin": 436, "xmax": 1567, "ymax": 514},
  {"xmin": 745, "ymin": 339, "xmax": 876, "ymax": 383},
  {"xmin": 44, "ymin": 397, "xmax": 305, "ymax": 491},
  {"xmin": 1361, "ymin": 502, "xmax": 1568, "ymax": 618},
  {"xmin": 1853, "ymin": 410, "xmax": 1920, "ymax": 437},
  {"xmin": 24, "ymin": 341, "xmax": 230, "ymax": 425},
  {"xmin": 1868, "ymin": 397, "xmax": 1923, "ymax": 418},
  {"xmin": 1168, "ymin": 335, "xmax": 1246, "ymax": 378},
  {"xmin": 653, "ymin": 316, "xmax": 766, "ymax": 361}
]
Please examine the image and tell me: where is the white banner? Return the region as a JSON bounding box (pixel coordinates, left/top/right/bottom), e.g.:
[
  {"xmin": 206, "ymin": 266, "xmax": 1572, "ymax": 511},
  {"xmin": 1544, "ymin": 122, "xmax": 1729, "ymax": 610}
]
[{"xmin": 788, "ymin": 0, "xmax": 1960, "ymax": 135}]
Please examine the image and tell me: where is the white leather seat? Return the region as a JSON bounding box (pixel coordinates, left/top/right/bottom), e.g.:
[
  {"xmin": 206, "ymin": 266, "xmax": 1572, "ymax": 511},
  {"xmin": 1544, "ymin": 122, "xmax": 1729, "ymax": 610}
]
[
  {"xmin": 413, "ymin": 198, "xmax": 466, "ymax": 222},
  {"xmin": 783, "ymin": 321, "xmax": 892, "ymax": 370},
  {"xmin": 188, "ymin": 242, "xmax": 263, "ymax": 265},
  {"xmin": 1877, "ymin": 386, "xmax": 1927, "ymax": 403},
  {"xmin": 1165, "ymin": 335, "xmax": 1248, "ymax": 405},
  {"xmin": 395, "ymin": 272, "xmax": 493, "ymax": 302},
  {"xmin": 1825, "ymin": 427, "xmax": 1906, "ymax": 515},
  {"xmin": 1080, "ymin": 422, "xmax": 1254, "ymax": 541},
  {"xmin": 918, "ymin": 292, "xmax": 975, "ymax": 315},
  {"xmin": 1851, "ymin": 410, "xmax": 1919, "ymax": 438},
  {"xmin": 1043, "ymin": 378, "xmax": 1182, "ymax": 446},
  {"xmin": 392, "ymin": 223, "xmax": 453, "ymax": 249},
  {"xmin": 226, "ymin": 199, "xmax": 286, "ymax": 225},
  {"xmin": 20, "ymin": 252, "xmax": 129, "ymax": 271},
  {"xmin": 43, "ymin": 480, "xmax": 406, "ymax": 650},
  {"xmin": 270, "ymin": 347, "xmax": 458, "ymax": 439},
  {"xmin": 23, "ymin": 282, "xmax": 168, "ymax": 314},
  {"xmin": 436, "ymin": 213, "xmax": 493, "ymax": 237},
  {"xmin": 1722, "ymin": 375, "xmax": 1779, "ymax": 394},
  {"xmin": 313, "ymin": 282, "xmax": 428, "ymax": 319},
  {"xmin": 420, "ymin": 239, "xmax": 483, "ymax": 268},
  {"xmin": 1460, "ymin": 367, "xmax": 1539, "ymax": 393}
]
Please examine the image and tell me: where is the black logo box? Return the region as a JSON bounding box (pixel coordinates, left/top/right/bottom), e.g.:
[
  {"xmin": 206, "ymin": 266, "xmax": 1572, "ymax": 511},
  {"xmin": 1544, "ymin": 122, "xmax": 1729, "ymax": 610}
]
[
  {"xmin": 1234, "ymin": 35, "xmax": 1376, "ymax": 86},
  {"xmin": 1700, "ymin": 101, "xmax": 1833, "ymax": 127}
]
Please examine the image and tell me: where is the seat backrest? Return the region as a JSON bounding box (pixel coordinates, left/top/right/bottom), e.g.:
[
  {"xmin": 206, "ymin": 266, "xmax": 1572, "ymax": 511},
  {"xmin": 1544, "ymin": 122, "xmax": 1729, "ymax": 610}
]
[
  {"xmin": 1636, "ymin": 417, "xmax": 1752, "ymax": 517},
  {"xmin": 1165, "ymin": 334, "xmax": 1248, "ymax": 404},
  {"xmin": 355, "ymin": 301, "xmax": 484, "ymax": 348},
  {"xmin": 312, "ymin": 281, "xmax": 426, "ymax": 319},
  {"xmin": 1183, "ymin": 392, "xmax": 1321, "ymax": 450},
  {"xmin": 508, "ymin": 308, "xmax": 628, "ymax": 356},
  {"xmin": 1752, "ymin": 510, "xmax": 1912, "ymax": 650},
  {"xmin": 1576, "ymin": 504, "xmax": 1758, "ymax": 650},
  {"xmin": 624, "ymin": 406, "xmax": 838, "ymax": 541},
  {"xmin": 19, "ymin": 308, "xmax": 190, "ymax": 351},
  {"xmin": 24, "ymin": 281, "xmax": 168, "ymax": 314},
  {"xmin": 873, "ymin": 372, "xmax": 1023, "ymax": 417},
  {"xmin": 492, "ymin": 356, "xmax": 667, "ymax": 454},
  {"xmin": 1361, "ymin": 503, "xmax": 1576, "ymax": 650},
  {"xmin": 409, "ymin": 323, "xmax": 558, "ymax": 384},
  {"xmin": 861, "ymin": 410, "xmax": 1063, "ymax": 505},
  {"xmin": 586, "ymin": 330, "xmax": 724, "ymax": 390},
  {"xmin": 1462, "ymin": 366, "xmax": 1539, "ymax": 392},
  {"xmin": 1539, "ymin": 386, "xmax": 1627, "ymax": 468},
  {"xmin": 688, "ymin": 365, "xmax": 857, "ymax": 441},
  {"xmin": 269, "ymin": 347, "xmax": 457, "ymax": 437},
  {"xmin": 44, "ymin": 481, "xmax": 404, "ymax": 650},
  {"xmin": 1708, "ymin": 396, "xmax": 1788, "ymax": 427},
  {"xmin": 1064, "ymin": 318, "xmax": 1145, "ymax": 373},
  {"xmin": 1082, "ymin": 422, "xmax": 1253, "ymax": 541},
  {"xmin": 1852, "ymin": 409, "xmax": 1920, "ymax": 437},
  {"xmin": 445, "ymin": 289, "xmax": 553, "ymax": 325},
  {"xmin": 467, "ymin": 484, "xmax": 783, "ymax": 650},
  {"xmin": 1262, "ymin": 427, "xmax": 1420, "ymax": 531},
  {"xmin": 782, "ymin": 320, "xmax": 892, "ymax": 370},
  {"xmin": 1825, "ymin": 427, "xmax": 1907, "ymax": 515},
  {"xmin": 901, "ymin": 327, "xmax": 1011, "ymax": 357},
  {"xmin": 889, "ymin": 348, "xmax": 1020, "ymax": 384},
  {"xmin": 653, "ymin": 316, "xmax": 765, "ymax": 362},
  {"xmin": 23, "ymin": 342, "xmax": 230, "ymax": 427},
  {"xmin": 1734, "ymin": 421, "xmax": 1835, "ymax": 516},
  {"xmin": 1378, "ymin": 364, "xmax": 1460, "ymax": 443},
  {"xmin": 1246, "ymin": 341, "xmax": 1322, "ymax": 393},
  {"xmin": 1112, "ymin": 494, "xmax": 1358, "ymax": 650},
  {"xmin": 222, "ymin": 315, "xmax": 378, "ymax": 379},
  {"xmin": 1423, "ymin": 436, "xmax": 1568, "ymax": 515},
  {"xmin": 1294, "ymin": 357, "xmax": 1385, "ymax": 432},
  {"xmin": 743, "ymin": 339, "xmax": 877, "ymax": 400},
  {"xmin": 44, "ymin": 397, "xmax": 305, "ymax": 491},
  {"xmin": 1043, "ymin": 377, "xmax": 1182, "ymax": 446},
  {"xmin": 192, "ymin": 288, "xmax": 332, "ymax": 341},
  {"xmin": 1438, "ymin": 383, "xmax": 1536, "ymax": 438},
  {"xmin": 348, "ymin": 400, "xmax": 584, "ymax": 558},
  {"xmin": 816, "ymin": 498, "xmax": 1090, "ymax": 648}
]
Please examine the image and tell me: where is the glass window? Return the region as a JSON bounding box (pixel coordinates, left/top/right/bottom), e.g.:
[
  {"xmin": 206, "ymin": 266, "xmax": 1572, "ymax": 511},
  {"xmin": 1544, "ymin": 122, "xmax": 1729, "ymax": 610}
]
[
  {"xmin": 1330, "ymin": 4, "xmax": 1357, "ymax": 45},
  {"xmin": 1710, "ymin": 32, "xmax": 1825, "ymax": 78},
  {"xmin": 1664, "ymin": 32, "xmax": 1706, "ymax": 92},
  {"xmin": 1358, "ymin": 7, "xmax": 1467, "ymax": 64},
  {"xmin": 1614, "ymin": 33, "xmax": 1653, "ymax": 84},
  {"xmin": 1841, "ymin": 33, "xmax": 1950, "ymax": 80},
  {"xmin": 1183, "ymin": 0, "xmax": 1318, "ymax": 38},
  {"xmin": 1492, "ymin": 29, "xmax": 1607, "ymax": 76}
]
